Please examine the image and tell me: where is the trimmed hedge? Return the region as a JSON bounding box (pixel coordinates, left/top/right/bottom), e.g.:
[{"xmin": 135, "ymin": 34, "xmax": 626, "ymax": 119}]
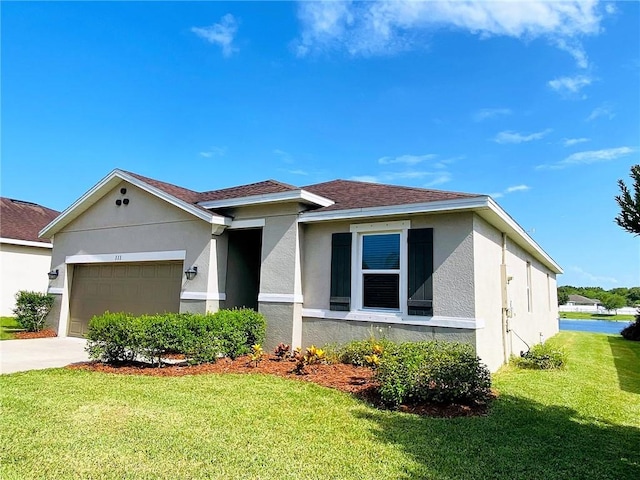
[
  {"xmin": 86, "ymin": 309, "xmax": 266, "ymax": 365},
  {"xmin": 375, "ymin": 341, "xmax": 492, "ymax": 407}
]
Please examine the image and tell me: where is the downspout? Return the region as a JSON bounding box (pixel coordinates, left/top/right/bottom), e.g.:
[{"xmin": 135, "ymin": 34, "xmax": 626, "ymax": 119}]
[{"xmin": 500, "ymin": 233, "xmax": 510, "ymax": 364}]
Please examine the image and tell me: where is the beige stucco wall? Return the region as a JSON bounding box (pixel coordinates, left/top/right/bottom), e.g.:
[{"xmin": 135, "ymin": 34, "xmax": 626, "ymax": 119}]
[
  {"xmin": 302, "ymin": 212, "xmax": 475, "ymax": 317},
  {"xmin": 504, "ymin": 238, "xmax": 559, "ymax": 357},
  {"xmin": 46, "ymin": 181, "xmax": 218, "ymax": 334},
  {"xmin": 0, "ymin": 243, "xmax": 53, "ymax": 316},
  {"xmin": 472, "ymin": 215, "xmax": 559, "ymax": 371},
  {"xmin": 472, "ymin": 215, "xmax": 508, "ymax": 372},
  {"xmin": 302, "ymin": 317, "xmax": 475, "ymax": 348}
]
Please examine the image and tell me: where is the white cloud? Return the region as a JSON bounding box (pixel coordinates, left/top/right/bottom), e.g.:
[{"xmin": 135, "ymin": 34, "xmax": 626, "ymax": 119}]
[
  {"xmin": 586, "ymin": 105, "xmax": 614, "ymax": 121},
  {"xmin": 273, "ymin": 148, "xmax": 294, "ymax": 164},
  {"xmin": 494, "ymin": 129, "xmax": 552, "ymax": 144},
  {"xmin": 378, "ymin": 154, "xmax": 437, "ymax": 165},
  {"xmin": 425, "ymin": 173, "xmax": 452, "ymax": 187},
  {"xmin": 547, "ymin": 74, "xmax": 593, "ymax": 96},
  {"xmin": 492, "ymin": 184, "xmax": 531, "ymax": 199},
  {"xmin": 199, "ymin": 146, "xmax": 226, "ymax": 158},
  {"xmin": 563, "ymin": 137, "xmax": 589, "ymax": 147},
  {"xmin": 350, "ymin": 175, "xmax": 380, "ymax": 183},
  {"xmin": 506, "ymin": 185, "xmax": 531, "ymax": 193},
  {"xmin": 553, "ymin": 38, "xmax": 589, "ymax": 69},
  {"xmin": 295, "ymin": 0, "xmax": 606, "ymax": 64},
  {"xmin": 192, "ymin": 14, "xmax": 238, "ymax": 57},
  {"xmin": 537, "ymin": 146, "xmax": 635, "ymax": 169},
  {"xmin": 285, "ymin": 169, "xmax": 309, "ymax": 176},
  {"xmin": 569, "ymin": 266, "xmax": 618, "ymax": 286},
  {"xmin": 473, "ymin": 108, "xmax": 512, "ymax": 122}
]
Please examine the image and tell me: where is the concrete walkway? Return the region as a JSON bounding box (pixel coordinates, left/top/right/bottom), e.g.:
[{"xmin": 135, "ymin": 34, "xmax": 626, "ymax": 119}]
[{"xmin": 0, "ymin": 337, "xmax": 90, "ymax": 374}]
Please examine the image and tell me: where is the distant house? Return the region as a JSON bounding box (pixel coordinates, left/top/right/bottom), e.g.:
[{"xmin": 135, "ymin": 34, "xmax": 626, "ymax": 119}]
[
  {"xmin": 40, "ymin": 169, "xmax": 562, "ymax": 371},
  {"xmin": 566, "ymin": 294, "xmax": 601, "ymax": 306},
  {"xmin": 0, "ymin": 198, "xmax": 60, "ymax": 316}
]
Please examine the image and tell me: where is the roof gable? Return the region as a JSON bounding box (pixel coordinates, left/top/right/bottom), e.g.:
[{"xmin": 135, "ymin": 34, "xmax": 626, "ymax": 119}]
[{"xmin": 0, "ymin": 197, "xmax": 59, "ymax": 244}]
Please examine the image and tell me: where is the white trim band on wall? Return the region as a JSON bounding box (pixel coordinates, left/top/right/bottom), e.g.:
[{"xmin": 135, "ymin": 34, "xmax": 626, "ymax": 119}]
[
  {"xmin": 258, "ymin": 293, "xmax": 304, "ymax": 304},
  {"xmin": 66, "ymin": 250, "xmax": 187, "ymax": 264},
  {"xmin": 180, "ymin": 292, "xmax": 227, "ymax": 301},
  {"xmin": 0, "ymin": 237, "xmax": 53, "ymax": 249},
  {"xmin": 230, "ymin": 218, "xmax": 266, "ymax": 229},
  {"xmin": 301, "ymin": 308, "xmax": 485, "ymax": 329},
  {"xmin": 47, "ymin": 287, "xmax": 64, "ymax": 295}
]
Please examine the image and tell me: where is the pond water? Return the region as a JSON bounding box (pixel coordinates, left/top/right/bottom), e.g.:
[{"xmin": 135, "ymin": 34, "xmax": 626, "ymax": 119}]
[{"xmin": 559, "ymin": 319, "xmax": 632, "ymax": 334}]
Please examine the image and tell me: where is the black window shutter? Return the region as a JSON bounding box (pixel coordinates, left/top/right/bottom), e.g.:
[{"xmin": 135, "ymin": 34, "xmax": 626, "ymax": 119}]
[
  {"xmin": 330, "ymin": 233, "xmax": 352, "ymax": 311},
  {"xmin": 408, "ymin": 228, "xmax": 433, "ymax": 316}
]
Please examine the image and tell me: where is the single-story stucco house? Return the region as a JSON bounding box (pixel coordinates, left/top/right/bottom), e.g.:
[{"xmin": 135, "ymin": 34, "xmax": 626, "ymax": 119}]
[
  {"xmin": 41, "ymin": 169, "xmax": 562, "ymax": 371},
  {"xmin": 0, "ymin": 197, "xmax": 60, "ymax": 316},
  {"xmin": 566, "ymin": 294, "xmax": 600, "ymax": 306}
]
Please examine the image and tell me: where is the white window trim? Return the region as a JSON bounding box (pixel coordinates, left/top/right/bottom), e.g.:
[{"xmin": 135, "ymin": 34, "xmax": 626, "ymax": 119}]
[
  {"xmin": 350, "ymin": 220, "xmax": 410, "ymax": 315},
  {"xmin": 65, "ymin": 250, "xmax": 186, "ymax": 264}
]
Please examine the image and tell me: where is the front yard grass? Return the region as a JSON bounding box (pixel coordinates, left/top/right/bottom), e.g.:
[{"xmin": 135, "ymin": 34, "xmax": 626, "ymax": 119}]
[
  {"xmin": 1, "ymin": 332, "xmax": 638, "ymax": 479},
  {"xmin": 0, "ymin": 316, "xmax": 21, "ymax": 340}
]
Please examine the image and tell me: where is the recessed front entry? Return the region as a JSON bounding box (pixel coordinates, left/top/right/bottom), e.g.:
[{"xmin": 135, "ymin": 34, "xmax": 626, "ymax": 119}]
[{"xmin": 68, "ymin": 261, "xmax": 183, "ymax": 337}]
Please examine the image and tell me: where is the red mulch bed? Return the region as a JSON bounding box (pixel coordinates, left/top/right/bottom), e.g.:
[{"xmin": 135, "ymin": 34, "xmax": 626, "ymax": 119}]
[
  {"xmin": 13, "ymin": 329, "xmax": 57, "ymax": 339},
  {"xmin": 69, "ymin": 355, "xmax": 491, "ymax": 417}
]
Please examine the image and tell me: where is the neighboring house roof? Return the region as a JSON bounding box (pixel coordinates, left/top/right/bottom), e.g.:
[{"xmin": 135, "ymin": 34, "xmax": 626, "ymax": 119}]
[
  {"xmin": 567, "ymin": 294, "xmax": 600, "ymax": 305},
  {"xmin": 38, "ymin": 168, "xmax": 563, "ymax": 274},
  {"xmin": 0, "ymin": 197, "xmax": 60, "ymax": 247}
]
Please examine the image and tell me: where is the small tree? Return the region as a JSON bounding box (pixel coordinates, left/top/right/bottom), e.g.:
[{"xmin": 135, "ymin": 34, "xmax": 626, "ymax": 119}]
[
  {"xmin": 615, "ymin": 165, "xmax": 640, "ymax": 235},
  {"xmin": 13, "ymin": 291, "xmax": 55, "ymax": 332},
  {"xmin": 557, "ymin": 289, "xmax": 569, "ymax": 306},
  {"xmin": 600, "ymin": 293, "xmax": 626, "ymax": 314}
]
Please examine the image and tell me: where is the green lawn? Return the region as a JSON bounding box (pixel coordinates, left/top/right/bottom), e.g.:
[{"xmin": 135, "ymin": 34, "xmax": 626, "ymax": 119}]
[
  {"xmin": 560, "ymin": 311, "xmax": 635, "ymax": 321},
  {"xmin": 1, "ymin": 332, "xmax": 638, "ymax": 479},
  {"xmin": 0, "ymin": 317, "xmax": 21, "ymax": 340}
]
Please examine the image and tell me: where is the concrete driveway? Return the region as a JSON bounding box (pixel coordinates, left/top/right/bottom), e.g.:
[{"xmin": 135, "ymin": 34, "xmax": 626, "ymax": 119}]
[{"xmin": 0, "ymin": 337, "xmax": 90, "ymax": 374}]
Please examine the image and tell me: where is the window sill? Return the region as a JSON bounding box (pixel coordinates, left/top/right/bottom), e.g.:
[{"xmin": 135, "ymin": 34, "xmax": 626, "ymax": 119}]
[{"xmin": 301, "ymin": 308, "xmax": 485, "ymax": 330}]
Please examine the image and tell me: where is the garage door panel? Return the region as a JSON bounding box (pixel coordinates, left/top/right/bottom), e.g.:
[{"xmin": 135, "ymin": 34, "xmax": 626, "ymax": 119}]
[{"xmin": 69, "ymin": 261, "xmax": 182, "ymax": 337}]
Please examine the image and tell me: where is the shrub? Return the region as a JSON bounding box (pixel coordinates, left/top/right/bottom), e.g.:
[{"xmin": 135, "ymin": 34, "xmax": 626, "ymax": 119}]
[
  {"xmin": 621, "ymin": 312, "xmax": 640, "ymax": 341},
  {"xmin": 512, "ymin": 342, "xmax": 567, "ymax": 370},
  {"xmin": 85, "ymin": 312, "xmax": 143, "ymax": 363},
  {"xmin": 376, "ymin": 341, "xmax": 492, "ymax": 407},
  {"xmin": 338, "ymin": 338, "xmax": 394, "ymax": 367},
  {"xmin": 86, "ymin": 309, "xmax": 267, "ymax": 364},
  {"xmin": 274, "ymin": 343, "xmax": 290, "ymax": 360},
  {"xmin": 12, "ymin": 291, "xmax": 55, "ymax": 332}
]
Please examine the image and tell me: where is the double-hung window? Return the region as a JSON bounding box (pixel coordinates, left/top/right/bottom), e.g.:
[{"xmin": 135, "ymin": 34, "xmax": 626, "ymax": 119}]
[
  {"xmin": 360, "ymin": 232, "xmax": 403, "ymax": 310},
  {"xmin": 330, "ymin": 220, "xmax": 433, "ymax": 317}
]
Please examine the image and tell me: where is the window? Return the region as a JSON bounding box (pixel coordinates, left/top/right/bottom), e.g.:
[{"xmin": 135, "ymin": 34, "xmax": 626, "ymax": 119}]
[
  {"xmin": 361, "ymin": 233, "xmax": 401, "ymax": 309},
  {"xmin": 330, "ymin": 222, "xmax": 433, "ymax": 316}
]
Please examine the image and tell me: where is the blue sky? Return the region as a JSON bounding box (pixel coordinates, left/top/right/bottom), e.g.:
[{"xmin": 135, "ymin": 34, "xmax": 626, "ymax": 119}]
[{"xmin": 2, "ymin": 1, "xmax": 638, "ymax": 288}]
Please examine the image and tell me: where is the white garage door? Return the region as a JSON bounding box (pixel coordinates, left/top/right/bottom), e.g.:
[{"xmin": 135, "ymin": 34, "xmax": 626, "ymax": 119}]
[{"xmin": 68, "ymin": 262, "xmax": 183, "ymax": 337}]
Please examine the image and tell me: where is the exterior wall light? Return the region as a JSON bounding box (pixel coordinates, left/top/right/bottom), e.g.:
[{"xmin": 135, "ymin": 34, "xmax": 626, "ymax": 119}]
[
  {"xmin": 184, "ymin": 266, "xmax": 198, "ymax": 280},
  {"xmin": 48, "ymin": 269, "xmax": 59, "ymax": 280}
]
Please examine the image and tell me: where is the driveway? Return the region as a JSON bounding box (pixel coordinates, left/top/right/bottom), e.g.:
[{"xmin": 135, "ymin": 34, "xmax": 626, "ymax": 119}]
[{"xmin": 0, "ymin": 337, "xmax": 90, "ymax": 374}]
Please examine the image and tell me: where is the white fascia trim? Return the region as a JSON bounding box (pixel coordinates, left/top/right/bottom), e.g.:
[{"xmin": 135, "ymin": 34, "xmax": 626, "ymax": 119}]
[
  {"xmin": 198, "ymin": 189, "xmax": 334, "ymax": 210},
  {"xmin": 39, "ymin": 169, "xmax": 231, "ymax": 238},
  {"xmin": 66, "ymin": 250, "xmax": 186, "ymax": 264},
  {"xmin": 485, "ymin": 198, "xmax": 563, "ymax": 274},
  {"xmin": 230, "ymin": 218, "xmax": 266, "ymax": 229},
  {"xmin": 47, "ymin": 287, "xmax": 64, "ymax": 295},
  {"xmin": 350, "ymin": 220, "xmax": 410, "ymax": 233},
  {"xmin": 0, "ymin": 237, "xmax": 53, "ymax": 249},
  {"xmin": 301, "ymin": 308, "xmax": 485, "ymax": 330},
  {"xmin": 181, "ymin": 292, "xmax": 227, "ymax": 301},
  {"xmin": 299, "ymin": 196, "xmax": 490, "ymax": 223},
  {"xmin": 258, "ymin": 293, "xmax": 304, "ymax": 304}
]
